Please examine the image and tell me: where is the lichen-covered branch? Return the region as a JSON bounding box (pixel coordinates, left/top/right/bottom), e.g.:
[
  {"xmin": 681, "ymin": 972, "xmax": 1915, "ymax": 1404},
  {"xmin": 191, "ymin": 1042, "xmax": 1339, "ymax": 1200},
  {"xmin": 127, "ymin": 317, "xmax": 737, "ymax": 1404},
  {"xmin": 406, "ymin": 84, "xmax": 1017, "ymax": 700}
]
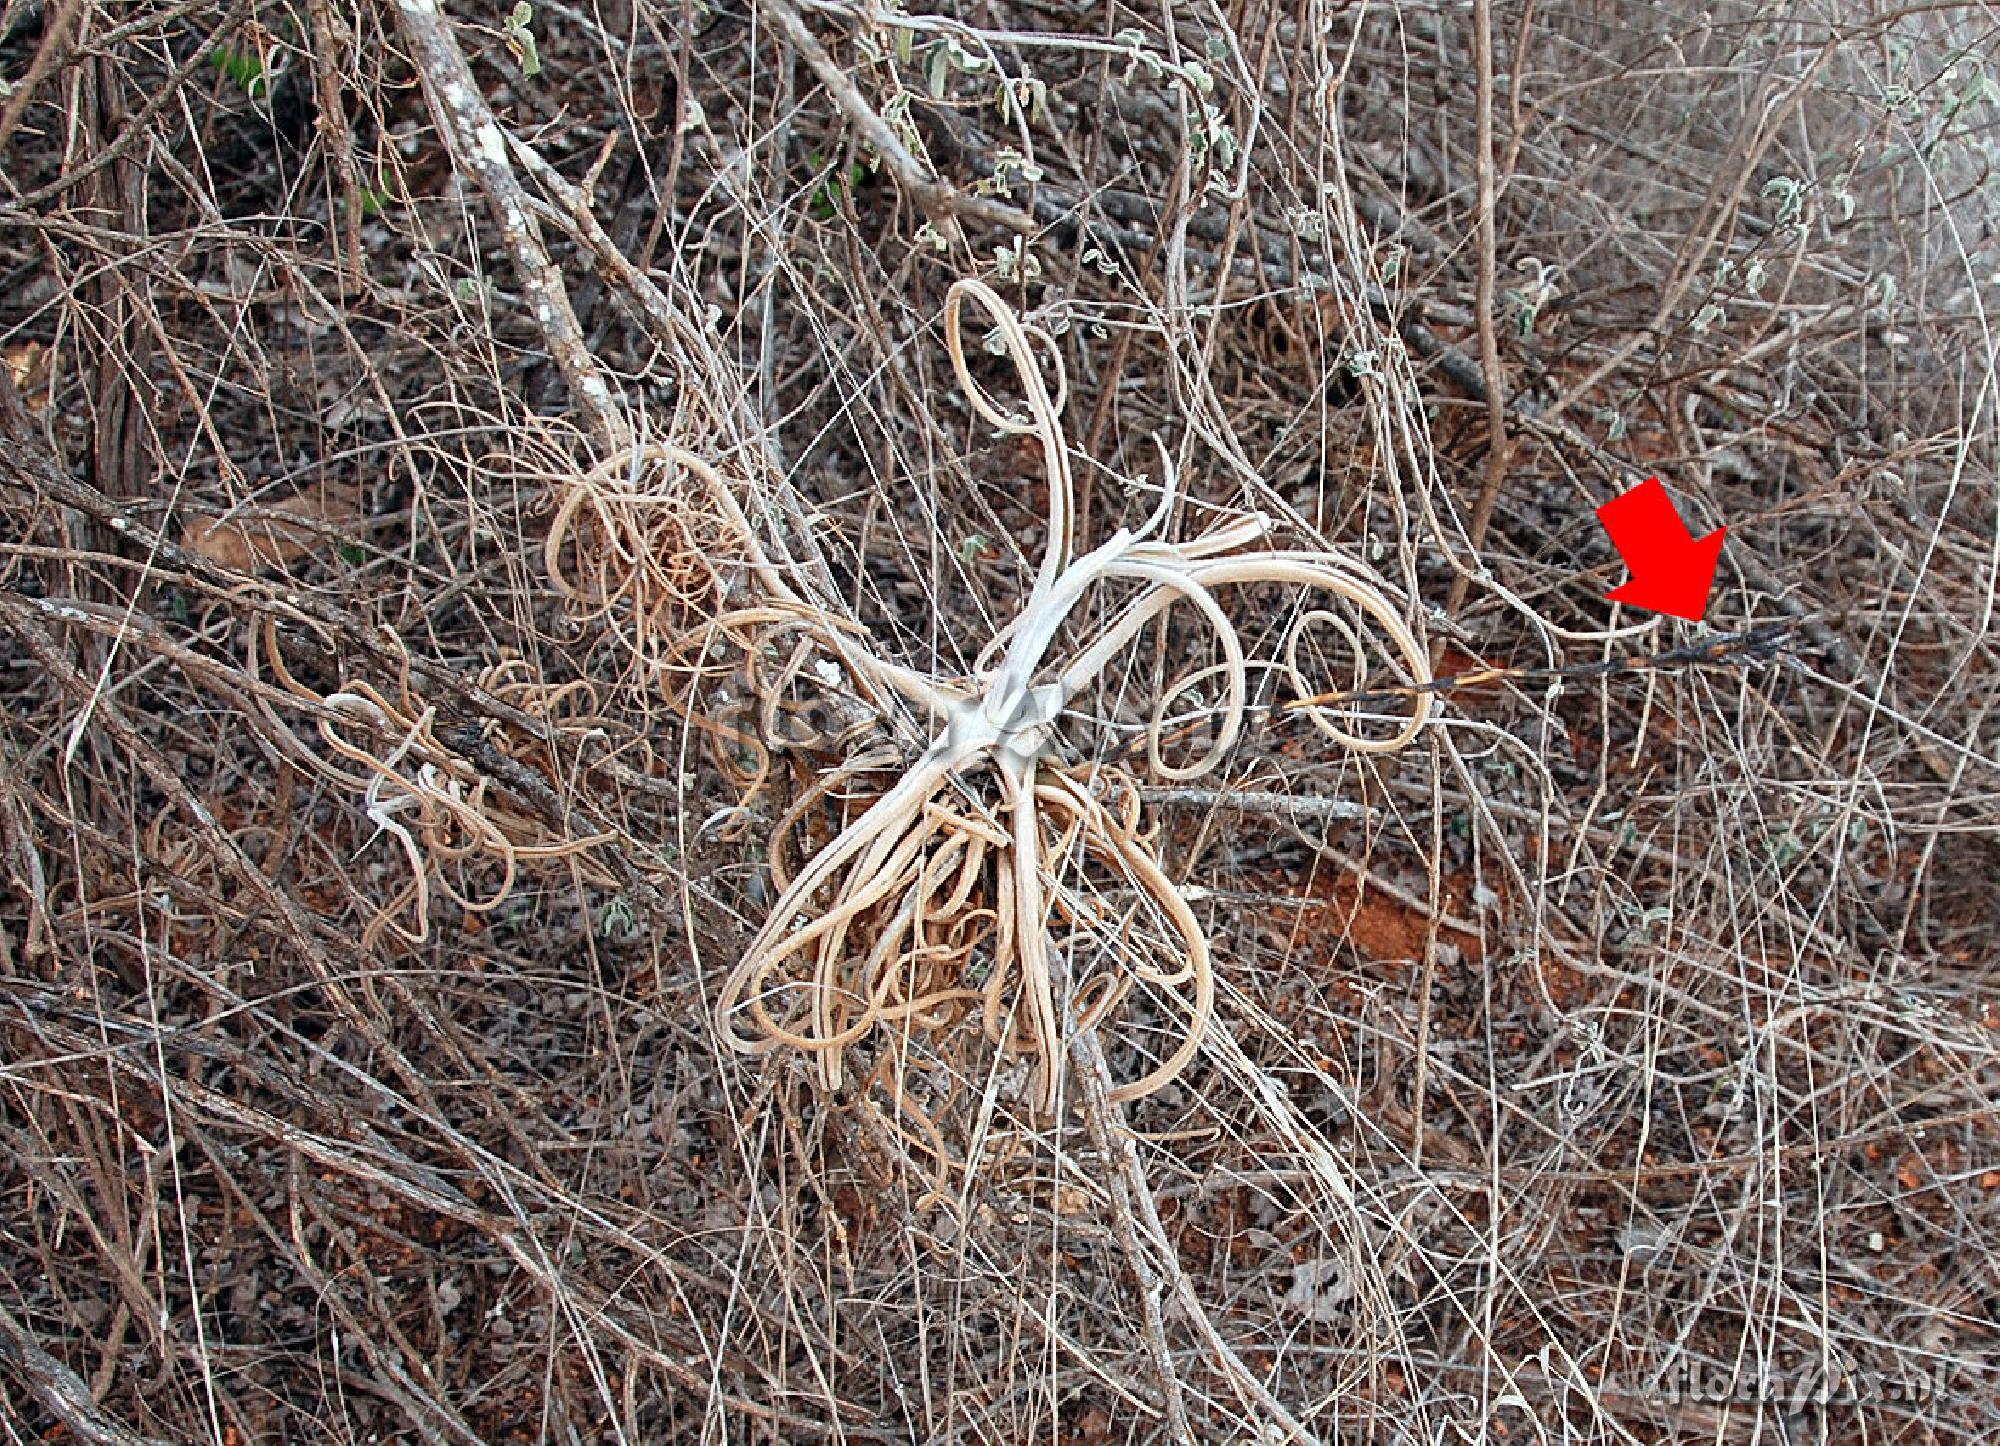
[{"xmin": 390, "ymin": 0, "xmax": 627, "ymax": 449}]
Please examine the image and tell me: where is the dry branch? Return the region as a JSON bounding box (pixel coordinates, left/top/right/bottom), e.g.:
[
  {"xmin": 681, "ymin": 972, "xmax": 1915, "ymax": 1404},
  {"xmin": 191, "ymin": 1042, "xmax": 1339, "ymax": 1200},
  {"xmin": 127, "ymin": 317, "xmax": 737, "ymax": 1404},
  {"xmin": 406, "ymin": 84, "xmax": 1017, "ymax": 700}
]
[
  {"xmin": 3, "ymin": 0, "xmax": 1996, "ymax": 1438},
  {"xmin": 758, "ymin": 0, "xmax": 1036, "ymax": 238},
  {"xmin": 389, "ymin": 0, "xmax": 627, "ymax": 448}
]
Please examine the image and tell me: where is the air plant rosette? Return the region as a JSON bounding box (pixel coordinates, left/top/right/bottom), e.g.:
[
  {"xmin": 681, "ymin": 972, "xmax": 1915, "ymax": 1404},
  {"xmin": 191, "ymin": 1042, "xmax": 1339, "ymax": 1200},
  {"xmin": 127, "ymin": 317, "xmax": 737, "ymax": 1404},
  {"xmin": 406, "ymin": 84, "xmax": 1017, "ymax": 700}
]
[{"xmin": 690, "ymin": 279, "xmax": 1436, "ymax": 1116}]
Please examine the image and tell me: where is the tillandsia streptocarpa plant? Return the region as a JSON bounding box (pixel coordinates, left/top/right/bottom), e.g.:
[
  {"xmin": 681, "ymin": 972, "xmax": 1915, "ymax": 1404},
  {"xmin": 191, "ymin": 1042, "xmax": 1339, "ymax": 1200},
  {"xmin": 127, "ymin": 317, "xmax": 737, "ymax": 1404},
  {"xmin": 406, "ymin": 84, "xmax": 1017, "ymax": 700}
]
[{"xmin": 695, "ymin": 278, "xmax": 1435, "ymax": 1116}]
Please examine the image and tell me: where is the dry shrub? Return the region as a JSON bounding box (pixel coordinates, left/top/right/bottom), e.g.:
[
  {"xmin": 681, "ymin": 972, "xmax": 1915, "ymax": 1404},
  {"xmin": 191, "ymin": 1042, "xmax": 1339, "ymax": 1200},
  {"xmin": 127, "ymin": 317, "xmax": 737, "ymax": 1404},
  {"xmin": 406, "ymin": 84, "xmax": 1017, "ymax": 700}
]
[{"xmin": 1, "ymin": 0, "xmax": 1995, "ymax": 1441}]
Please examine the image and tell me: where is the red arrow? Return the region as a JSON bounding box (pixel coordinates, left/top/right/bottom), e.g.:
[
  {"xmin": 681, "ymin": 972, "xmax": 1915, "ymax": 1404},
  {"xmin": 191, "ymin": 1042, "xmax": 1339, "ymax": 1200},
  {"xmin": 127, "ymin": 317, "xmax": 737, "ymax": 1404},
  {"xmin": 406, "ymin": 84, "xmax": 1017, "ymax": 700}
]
[{"xmin": 1595, "ymin": 477, "xmax": 1725, "ymax": 622}]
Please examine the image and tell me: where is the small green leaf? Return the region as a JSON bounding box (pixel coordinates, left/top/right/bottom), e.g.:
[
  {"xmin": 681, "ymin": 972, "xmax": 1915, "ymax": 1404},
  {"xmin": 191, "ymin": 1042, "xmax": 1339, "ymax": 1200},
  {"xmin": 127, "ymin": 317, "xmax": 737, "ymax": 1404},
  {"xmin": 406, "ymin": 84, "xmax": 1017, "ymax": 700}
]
[
  {"xmin": 1760, "ymin": 175, "xmax": 1804, "ymax": 225},
  {"xmin": 944, "ymin": 38, "xmax": 989, "ymax": 75},
  {"xmin": 503, "ymin": 2, "xmax": 542, "ymax": 76},
  {"xmin": 1954, "ymin": 63, "xmax": 1998, "ymax": 113},
  {"xmin": 211, "ymin": 46, "xmax": 268, "ymax": 99},
  {"xmin": 596, "ymin": 895, "xmax": 639, "ymax": 942}
]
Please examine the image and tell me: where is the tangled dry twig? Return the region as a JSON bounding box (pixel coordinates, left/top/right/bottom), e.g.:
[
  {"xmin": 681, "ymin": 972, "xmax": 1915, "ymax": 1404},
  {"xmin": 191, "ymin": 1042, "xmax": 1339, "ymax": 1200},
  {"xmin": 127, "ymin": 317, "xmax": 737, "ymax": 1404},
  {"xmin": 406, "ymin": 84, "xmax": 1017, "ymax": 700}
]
[{"xmin": 6, "ymin": 0, "xmax": 1998, "ymax": 1438}]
